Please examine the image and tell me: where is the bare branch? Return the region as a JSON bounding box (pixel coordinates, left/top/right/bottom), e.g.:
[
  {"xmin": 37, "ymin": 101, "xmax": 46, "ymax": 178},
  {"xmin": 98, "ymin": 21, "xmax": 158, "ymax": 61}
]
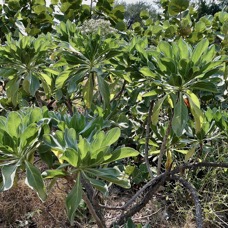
[
  {"xmin": 111, "ymin": 80, "xmax": 126, "ymax": 102},
  {"xmin": 145, "ymin": 99, "xmax": 154, "ymax": 178},
  {"xmin": 83, "ymin": 192, "xmax": 106, "ymax": 228},
  {"xmin": 113, "ymin": 174, "xmax": 167, "ymax": 226},
  {"xmin": 157, "ymin": 116, "xmax": 172, "ymax": 175},
  {"xmin": 171, "ymin": 175, "xmax": 203, "ymax": 228}
]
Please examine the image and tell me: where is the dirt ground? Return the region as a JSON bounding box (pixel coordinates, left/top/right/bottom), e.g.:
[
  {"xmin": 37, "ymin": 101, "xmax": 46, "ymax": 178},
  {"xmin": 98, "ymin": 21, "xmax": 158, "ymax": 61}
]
[{"xmin": 0, "ymin": 177, "xmax": 198, "ymax": 228}]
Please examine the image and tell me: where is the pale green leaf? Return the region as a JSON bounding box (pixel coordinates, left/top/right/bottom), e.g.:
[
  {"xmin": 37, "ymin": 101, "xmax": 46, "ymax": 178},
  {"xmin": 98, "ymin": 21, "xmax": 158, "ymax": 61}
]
[
  {"xmin": 104, "ymin": 147, "xmax": 139, "ymax": 164},
  {"xmin": 25, "ymin": 161, "xmax": 47, "ymax": 202},
  {"xmin": 172, "ymin": 95, "xmax": 189, "ymax": 137},
  {"xmin": 66, "ymin": 174, "xmax": 82, "ymax": 225},
  {"xmin": 151, "ymin": 95, "xmax": 167, "ymax": 125},
  {"xmin": 192, "ymin": 39, "xmax": 209, "ymax": 64},
  {"xmin": 1, "ymin": 164, "xmax": 18, "ymax": 191}
]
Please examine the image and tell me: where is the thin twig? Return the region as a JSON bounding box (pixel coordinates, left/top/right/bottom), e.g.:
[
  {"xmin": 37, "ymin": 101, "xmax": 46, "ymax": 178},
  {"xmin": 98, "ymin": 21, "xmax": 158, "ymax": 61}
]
[
  {"xmin": 64, "ymin": 98, "xmax": 73, "ymax": 116},
  {"xmin": 157, "ymin": 116, "xmax": 172, "ymax": 175},
  {"xmin": 81, "ymin": 174, "xmax": 105, "ymax": 225},
  {"xmin": 133, "ymin": 208, "xmax": 162, "ymax": 220},
  {"xmin": 171, "ymin": 175, "xmax": 203, "ymax": 228},
  {"xmin": 117, "ymin": 162, "xmax": 228, "ymax": 211},
  {"xmin": 113, "ymin": 174, "xmax": 168, "ymax": 226},
  {"xmin": 98, "ymin": 204, "xmax": 123, "ymax": 210},
  {"xmin": 122, "ymin": 172, "xmax": 167, "ymax": 210},
  {"xmin": 111, "ymin": 80, "xmax": 126, "ymax": 102},
  {"xmin": 145, "ymin": 100, "xmax": 154, "ymax": 178},
  {"xmin": 82, "ymin": 192, "xmax": 106, "ymax": 228}
]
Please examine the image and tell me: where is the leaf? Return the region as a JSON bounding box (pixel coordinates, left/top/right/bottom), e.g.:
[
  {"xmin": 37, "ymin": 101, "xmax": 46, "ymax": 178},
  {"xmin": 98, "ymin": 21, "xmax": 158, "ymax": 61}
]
[
  {"xmin": 104, "ymin": 147, "xmax": 139, "ymax": 164},
  {"xmin": 140, "ymin": 67, "xmax": 156, "ymax": 77},
  {"xmin": 97, "ymin": 74, "xmax": 110, "ymax": 109},
  {"xmin": 55, "ymin": 71, "xmax": 70, "ymax": 89},
  {"xmin": 102, "ymin": 127, "xmax": 121, "ymax": 147},
  {"xmin": 158, "ymin": 41, "xmax": 172, "ymax": 58},
  {"xmin": 168, "ymin": 0, "xmax": 189, "ymax": 16},
  {"xmin": 87, "ymin": 178, "xmax": 108, "ymax": 194},
  {"xmin": 85, "ymin": 168, "xmax": 130, "ymax": 188},
  {"xmin": 20, "ymin": 124, "xmax": 39, "ymax": 149},
  {"xmin": 66, "ymin": 174, "xmax": 82, "ymax": 225},
  {"xmin": 192, "ymin": 39, "xmax": 209, "ymax": 64},
  {"xmin": 6, "ymin": 78, "xmax": 20, "ymax": 107},
  {"xmin": 27, "ymin": 73, "xmax": 40, "ymax": 96},
  {"xmin": 172, "ymin": 95, "xmax": 189, "ymax": 137},
  {"xmin": 165, "ymin": 150, "xmax": 172, "ymax": 171},
  {"xmin": 25, "ymin": 161, "xmax": 47, "ymax": 202},
  {"xmin": 177, "ymin": 38, "xmax": 191, "ymax": 59},
  {"xmin": 190, "ymin": 81, "xmax": 217, "ymax": 93},
  {"xmin": 83, "ymin": 75, "xmax": 93, "ymax": 109},
  {"xmin": 6, "ymin": 111, "xmax": 21, "ymax": 138},
  {"xmin": 1, "ymin": 164, "xmax": 18, "ymax": 191},
  {"xmin": 185, "ymin": 147, "xmax": 195, "ymax": 162},
  {"xmin": 151, "ymin": 95, "xmax": 167, "ymax": 125},
  {"xmin": 61, "ymin": 148, "xmax": 79, "ymax": 167},
  {"xmin": 186, "ymin": 91, "xmax": 204, "ymax": 133},
  {"xmin": 78, "ymin": 137, "xmax": 90, "ymax": 160},
  {"xmin": 42, "ymin": 169, "xmax": 67, "ymax": 179}
]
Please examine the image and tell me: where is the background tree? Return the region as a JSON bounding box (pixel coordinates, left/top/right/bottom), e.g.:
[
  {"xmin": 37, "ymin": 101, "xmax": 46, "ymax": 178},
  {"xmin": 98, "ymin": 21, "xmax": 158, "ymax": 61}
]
[{"xmin": 115, "ymin": 0, "xmax": 158, "ymax": 28}]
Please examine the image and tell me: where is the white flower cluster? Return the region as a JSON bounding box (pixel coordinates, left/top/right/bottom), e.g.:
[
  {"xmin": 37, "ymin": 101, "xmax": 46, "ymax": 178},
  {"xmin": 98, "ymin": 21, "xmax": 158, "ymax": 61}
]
[{"xmin": 79, "ymin": 19, "xmax": 117, "ymax": 36}]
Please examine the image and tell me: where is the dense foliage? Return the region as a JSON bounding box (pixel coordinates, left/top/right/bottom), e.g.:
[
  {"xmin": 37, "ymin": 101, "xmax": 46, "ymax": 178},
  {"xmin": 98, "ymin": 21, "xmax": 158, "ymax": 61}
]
[{"xmin": 0, "ymin": 0, "xmax": 227, "ymax": 227}]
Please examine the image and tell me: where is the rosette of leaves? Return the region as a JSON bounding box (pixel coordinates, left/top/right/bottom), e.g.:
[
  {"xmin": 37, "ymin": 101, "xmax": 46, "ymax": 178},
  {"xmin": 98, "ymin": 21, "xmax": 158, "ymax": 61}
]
[
  {"xmin": 54, "ymin": 20, "xmax": 121, "ymax": 109},
  {"xmin": 0, "ymin": 107, "xmax": 48, "ymax": 201},
  {"xmin": 141, "ymin": 38, "xmax": 225, "ymax": 137},
  {"xmin": 42, "ymin": 125, "xmax": 139, "ymax": 225},
  {"xmin": 0, "ymin": 34, "xmax": 55, "ymax": 107}
]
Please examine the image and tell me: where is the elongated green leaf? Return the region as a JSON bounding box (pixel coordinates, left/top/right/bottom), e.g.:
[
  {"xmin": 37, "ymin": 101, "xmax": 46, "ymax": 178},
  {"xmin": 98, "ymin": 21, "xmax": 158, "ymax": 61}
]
[
  {"xmin": 20, "ymin": 124, "xmax": 39, "ymax": 149},
  {"xmin": 66, "ymin": 174, "xmax": 82, "ymax": 225},
  {"xmin": 177, "ymin": 38, "xmax": 191, "ymax": 59},
  {"xmin": 186, "ymin": 91, "xmax": 203, "ymax": 133},
  {"xmin": 61, "ymin": 148, "xmax": 79, "ymax": 167},
  {"xmin": 102, "ymin": 127, "xmax": 121, "ymax": 147},
  {"xmin": 200, "ymin": 45, "xmax": 216, "ymax": 64},
  {"xmin": 185, "ymin": 147, "xmax": 195, "ymax": 162},
  {"xmin": 7, "ymin": 112, "xmax": 21, "ymax": 138},
  {"xmin": 104, "ymin": 147, "xmax": 139, "ymax": 164},
  {"xmin": 78, "ymin": 136, "xmax": 90, "ymax": 160},
  {"xmin": 85, "ymin": 168, "xmax": 130, "ymax": 188},
  {"xmin": 42, "ymin": 169, "xmax": 67, "ymax": 179},
  {"xmin": 168, "ymin": 0, "xmax": 189, "ymax": 16},
  {"xmin": 192, "ymin": 39, "xmax": 209, "ymax": 64},
  {"xmin": 55, "ymin": 71, "xmax": 70, "ymax": 89},
  {"xmin": 87, "ymin": 178, "xmax": 108, "ymax": 194},
  {"xmin": 64, "ymin": 128, "xmax": 77, "ymax": 150},
  {"xmin": 97, "ymin": 75, "xmax": 110, "ymax": 109},
  {"xmin": 25, "ymin": 161, "xmax": 47, "ymax": 202},
  {"xmin": 151, "ymin": 95, "xmax": 167, "ymax": 125},
  {"xmin": 158, "ymin": 41, "xmax": 172, "ymax": 58},
  {"xmin": 83, "ymin": 75, "xmax": 93, "ymax": 108},
  {"xmin": 190, "ymin": 81, "xmax": 217, "ymax": 93},
  {"xmin": 28, "ymin": 73, "xmax": 40, "ymax": 96},
  {"xmin": 1, "ymin": 164, "xmax": 18, "ymax": 191},
  {"xmin": 6, "ymin": 78, "xmax": 20, "ymax": 107},
  {"xmin": 140, "ymin": 67, "xmax": 156, "ymax": 77},
  {"xmin": 172, "ymin": 95, "xmax": 189, "ymax": 137}
]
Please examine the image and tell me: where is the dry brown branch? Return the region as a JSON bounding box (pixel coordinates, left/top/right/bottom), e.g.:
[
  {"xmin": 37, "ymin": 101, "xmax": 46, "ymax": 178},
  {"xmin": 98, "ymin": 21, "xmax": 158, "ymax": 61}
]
[
  {"xmin": 145, "ymin": 99, "xmax": 154, "ymax": 178},
  {"xmin": 112, "ymin": 174, "xmax": 168, "ymax": 226},
  {"xmin": 110, "ymin": 162, "xmax": 228, "ymax": 226},
  {"xmin": 111, "ymin": 80, "xmax": 126, "ymax": 101},
  {"xmin": 82, "ymin": 192, "xmax": 106, "ymax": 228},
  {"xmin": 171, "ymin": 175, "xmax": 203, "ymax": 228}
]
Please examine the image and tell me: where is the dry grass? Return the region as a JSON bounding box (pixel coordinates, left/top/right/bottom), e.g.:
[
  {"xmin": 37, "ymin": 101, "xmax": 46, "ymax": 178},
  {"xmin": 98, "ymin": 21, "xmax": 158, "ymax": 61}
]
[{"xmin": 0, "ymin": 179, "xmax": 69, "ymax": 228}]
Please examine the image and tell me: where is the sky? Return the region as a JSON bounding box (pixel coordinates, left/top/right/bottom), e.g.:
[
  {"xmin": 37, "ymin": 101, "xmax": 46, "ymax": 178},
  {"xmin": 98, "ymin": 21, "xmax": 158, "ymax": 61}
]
[{"xmin": 117, "ymin": 0, "xmax": 154, "ymax": 3}]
